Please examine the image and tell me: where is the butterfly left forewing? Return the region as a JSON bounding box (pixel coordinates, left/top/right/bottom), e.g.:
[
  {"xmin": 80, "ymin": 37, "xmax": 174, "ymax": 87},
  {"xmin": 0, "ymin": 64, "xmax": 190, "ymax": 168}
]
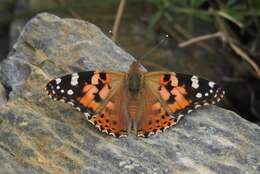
[
  {"xmin": 137, "ymin": 72, "xmax": 225, "ymax": 137},
  {"xmin": 46, "ymin": 71, "xmax": 129, "ymax": 137}
]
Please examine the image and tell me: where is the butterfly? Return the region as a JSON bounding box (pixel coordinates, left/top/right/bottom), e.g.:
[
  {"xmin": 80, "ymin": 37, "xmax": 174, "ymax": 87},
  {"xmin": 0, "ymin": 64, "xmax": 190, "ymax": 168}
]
[{"xmin": 45, "ymin": 61, "xmax": 225, "ymax": 138}]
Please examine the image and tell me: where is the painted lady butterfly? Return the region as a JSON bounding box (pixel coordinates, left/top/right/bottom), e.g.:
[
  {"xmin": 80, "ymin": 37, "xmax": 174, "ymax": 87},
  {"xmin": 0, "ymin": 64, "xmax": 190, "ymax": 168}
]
[{"xmin": 45, "ymin": 61, "xmax": 225, "ymax": 138}]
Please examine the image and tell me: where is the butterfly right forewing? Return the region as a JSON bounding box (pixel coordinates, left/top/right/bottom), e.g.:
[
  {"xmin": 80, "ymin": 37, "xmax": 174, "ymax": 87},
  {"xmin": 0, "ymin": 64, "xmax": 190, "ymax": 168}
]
[{"xmin": 137, "ymin": 72, "xmax": 225, "ymax": 137}]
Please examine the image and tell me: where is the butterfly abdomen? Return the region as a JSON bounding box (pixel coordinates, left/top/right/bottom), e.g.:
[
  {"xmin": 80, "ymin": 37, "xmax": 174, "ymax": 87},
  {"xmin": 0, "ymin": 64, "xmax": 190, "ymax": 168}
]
[{"xmin": 128, "ymin": 99, "xmax": 139, "ymax": 118}]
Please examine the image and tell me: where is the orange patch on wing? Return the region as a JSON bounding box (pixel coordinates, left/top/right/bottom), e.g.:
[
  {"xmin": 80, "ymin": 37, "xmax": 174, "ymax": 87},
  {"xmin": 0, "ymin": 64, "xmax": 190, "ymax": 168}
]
[
  {"xmin": 106, "ymin": 101, "xmax": 114, "ymax": 110},
  {"xmin": 160, "ymin": 86, "xmax": 170, "ymax": 100},
  {"xmin": 152, "ymin": 102, "xmax": 161, "ymax": 111},
  {"xmin": 174, "ymin": 85, "xmax": 187, "ymax": 95},
  {"xmin": 91, "ymin": 73, "xmax": 100, "ymax": 84},
  {"xmin": 88, "ymin": 101, "xmax": 99, "ymax": 110},
  {"xmin": 138, "ymin": 111, "xmax": 175, "ymax": 135},
  {"xmin": 170, "ymin": 76, "xmax": 178, "ymax": 86},
  {"xmin": 160, "ymin": 75, "xmax": 168, "ymax": 85},
  {"xmin": 168, "ymin": 87, "xmax": 191, "ymax": 112},
  {"xmin": 168, "ymin": 103, "xmax": 182, "ymax": 113},
  {"xmin": 99, "ymin": 85, "xmax": 110, "ymax": 100},
  {"xmin": 78, "ymin": 86, "xmax": 98, "ymax": 107},
  {"xmin": 160, "ymin": 74, "xmax": 178, "ymax": 86},
  {"xmin": 90, "ymin": 111, "xmax": 126, "ymax": 135},
  {"xmin": 82, "ymin": 84, "xmax": 93, "ymax": 93}
]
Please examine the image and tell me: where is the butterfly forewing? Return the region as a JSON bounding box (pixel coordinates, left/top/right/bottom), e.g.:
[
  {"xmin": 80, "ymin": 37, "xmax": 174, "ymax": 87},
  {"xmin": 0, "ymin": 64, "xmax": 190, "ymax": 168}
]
[
  {"xmin": 139, "ymin": 72, "xmax": 225, "ymax": 137},
  {"xmin": 45, "ymin": 71, "xmax": 129, "ymax": 137}
]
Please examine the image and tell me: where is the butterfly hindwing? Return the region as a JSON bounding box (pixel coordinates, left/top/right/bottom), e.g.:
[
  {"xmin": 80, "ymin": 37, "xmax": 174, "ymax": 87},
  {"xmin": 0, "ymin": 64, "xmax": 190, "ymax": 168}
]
[
  {"xmin": 89, "ymin": 86, "xmax": 129, "ymax": 137},
  {"xmin": 137, "ymin": 86, "xmax": 177, "ymax": 137},
  {"xmin": 46, "ymin": 71, "xmax": 129, "ymax": 137}
]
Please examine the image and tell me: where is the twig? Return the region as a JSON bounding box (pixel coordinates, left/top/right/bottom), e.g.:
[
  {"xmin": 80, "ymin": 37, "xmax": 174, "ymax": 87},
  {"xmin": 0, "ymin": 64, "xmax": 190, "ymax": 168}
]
[
  {"xmin": 111, "ymin": 0, "xmax": 126, "ymax": 41},
  {"xmin": 217, "ymin": 17, "xmax": 260, "ymax": 78},
  {"xmin": 174, "ymin": 24, "xmax": 215, "ymax": 53},
  {"xmin": 178, "ymin": 32, "xmax": 225, "ymax": 47},
  {"xmin": 229, "ymin": 42, "xmax": 260, "ymax": 78},
  {"xmin": 217, "ymin": 11, "xmax": 243, "ymax": 28}
]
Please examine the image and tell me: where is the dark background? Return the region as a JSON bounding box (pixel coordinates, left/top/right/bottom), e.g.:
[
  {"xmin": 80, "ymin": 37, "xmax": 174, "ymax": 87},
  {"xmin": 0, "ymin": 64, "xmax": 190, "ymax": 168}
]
[{"xmin": 0, "ymin": 0, "xmax": 260, "ymax": 124}]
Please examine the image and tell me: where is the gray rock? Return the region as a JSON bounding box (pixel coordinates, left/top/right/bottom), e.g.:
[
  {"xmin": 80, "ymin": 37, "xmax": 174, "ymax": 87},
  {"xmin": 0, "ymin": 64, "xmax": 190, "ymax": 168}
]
[
  {"xmin": 0, "ymin": 13, "xmax": 259, "ymax": 174},
  {"xmin": 0, "ymin": 83, "xmax": 7, "ymax": 106}
]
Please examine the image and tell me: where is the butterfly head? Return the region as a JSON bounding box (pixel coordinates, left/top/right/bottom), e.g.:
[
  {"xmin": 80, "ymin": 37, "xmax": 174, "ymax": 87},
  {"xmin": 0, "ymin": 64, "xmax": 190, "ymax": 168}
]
[{"xmin": 129, "ymin": 61, "xmax": 142, "ymax": 73}]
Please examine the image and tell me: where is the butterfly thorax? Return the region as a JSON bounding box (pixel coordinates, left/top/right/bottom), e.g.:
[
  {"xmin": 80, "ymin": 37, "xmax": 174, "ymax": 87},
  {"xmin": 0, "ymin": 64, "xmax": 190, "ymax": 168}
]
[
  {"xmin": 126, "ymin": 62, "xmax": 144, "ymax": 130},
  {"xmin": 127, "ymin": 62, "xmax": 144, "ymax": 96}
]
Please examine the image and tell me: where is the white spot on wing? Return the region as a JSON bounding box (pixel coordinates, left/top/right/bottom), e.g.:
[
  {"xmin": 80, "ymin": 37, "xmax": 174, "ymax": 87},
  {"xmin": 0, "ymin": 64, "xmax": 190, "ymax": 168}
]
[
  {"xmin": 191, "ymin": 76, "xmax": 199, "ymax": 89},
  {"xmin": 84, "ymin": 112, "xmax": 90, "ymax": 118},
  {"xmin": 71, "ymin": 73, "xmax": 79, "ymax": 86},
  {"xmin": 137, "ymin": 134, "xmax": 144, "ymax": 137},
  {"xmin": 67, "ymin": 89, "xmax": 74, "ymax": 95},
  {"xmin": 67, "ymin": 101, "xmax": 74, "ymax": 106},
  {"xmin": 196, "ymin": 93, "xmax": 202, "ymax": 98},
  {"xmin": 119, "ymin": 134, "xmax": 127, "ymax": 138},
  {"xmin": 55, "ymin": 78, "xmax": 61, "ymax": 84},
  {"xmin": 191, "ymin": 76, "xmax": 198, "ymax": 81},
  {"xmin": 195, "ymin": 104, "xmax": 201, "ymax": 109},
  {"xmin": 205, "ymin": 93, "xmax": 209, "ymax": 96},
  {"xmin": 208, "ymin": 81, "xmax": 215, "ymax": 88},
  {"xmin": 88, "ymin": 119, "xmax": 95, "ymax": 125},
  {"xmin": 56, "ymin": 86, "xmax": 60, "ymax": 90},
  {"xmin": 176, "ymin": 114, "xmax": 184, "ymax": 122},
  {"xmin": 61, "ymin": 89, "xmax": 64, "ymax": 93},
  {"xmin": 192, "ymin": 83, "xmax": 199, "ymax": 89}
]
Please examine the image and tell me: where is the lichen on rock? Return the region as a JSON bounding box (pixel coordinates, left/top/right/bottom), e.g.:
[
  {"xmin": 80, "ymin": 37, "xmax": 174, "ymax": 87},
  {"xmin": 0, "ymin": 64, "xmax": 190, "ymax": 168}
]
[{"xmin": 0, "ymin": 13, "xmax": 260, "ymax": 174}]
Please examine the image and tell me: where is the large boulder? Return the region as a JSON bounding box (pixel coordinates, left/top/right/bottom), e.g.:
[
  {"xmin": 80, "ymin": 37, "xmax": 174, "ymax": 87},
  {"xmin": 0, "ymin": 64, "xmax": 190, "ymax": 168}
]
[{"xmin": 0, "ymin": 13, "xmax": 259, "ymax": 174}]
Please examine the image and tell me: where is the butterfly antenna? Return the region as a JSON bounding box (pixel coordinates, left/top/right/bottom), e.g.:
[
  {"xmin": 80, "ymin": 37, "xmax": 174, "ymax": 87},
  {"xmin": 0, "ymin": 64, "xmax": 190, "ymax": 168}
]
[
  {"xmin": 139, "ymin": 34, "xmax": 169, "ymax": 62},
  {"xmin": 109, "ymin": 30, "xmax": 113, "ymax": 36}
]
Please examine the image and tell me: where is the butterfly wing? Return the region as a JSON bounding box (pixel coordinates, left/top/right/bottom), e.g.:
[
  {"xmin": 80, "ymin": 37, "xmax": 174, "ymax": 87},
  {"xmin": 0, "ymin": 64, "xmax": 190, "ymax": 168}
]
[
  {"xmin": 45, "ymin": 71, "xmax": 129, "ymax": 137},
  {"xmin": 88, "ymin": 84, "xmax": 129, "ymax": 137},
  {"xmin": 137, "ymin": 72, "xmax": 225, "ymax": 137},
  {"xmin": 136, "ymin": 86, "xmax": 177, "ymax": 137}
]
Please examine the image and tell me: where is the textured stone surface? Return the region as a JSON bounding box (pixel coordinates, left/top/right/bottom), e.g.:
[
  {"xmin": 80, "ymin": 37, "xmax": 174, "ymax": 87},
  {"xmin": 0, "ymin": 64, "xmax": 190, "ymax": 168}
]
[
  {"xmin": 0, "ymin": 83, "xmax": 7, "ymax": 106},
  {"xmin": 0, "ymin": 13, "xmax": 260, "ymax": 174}
]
